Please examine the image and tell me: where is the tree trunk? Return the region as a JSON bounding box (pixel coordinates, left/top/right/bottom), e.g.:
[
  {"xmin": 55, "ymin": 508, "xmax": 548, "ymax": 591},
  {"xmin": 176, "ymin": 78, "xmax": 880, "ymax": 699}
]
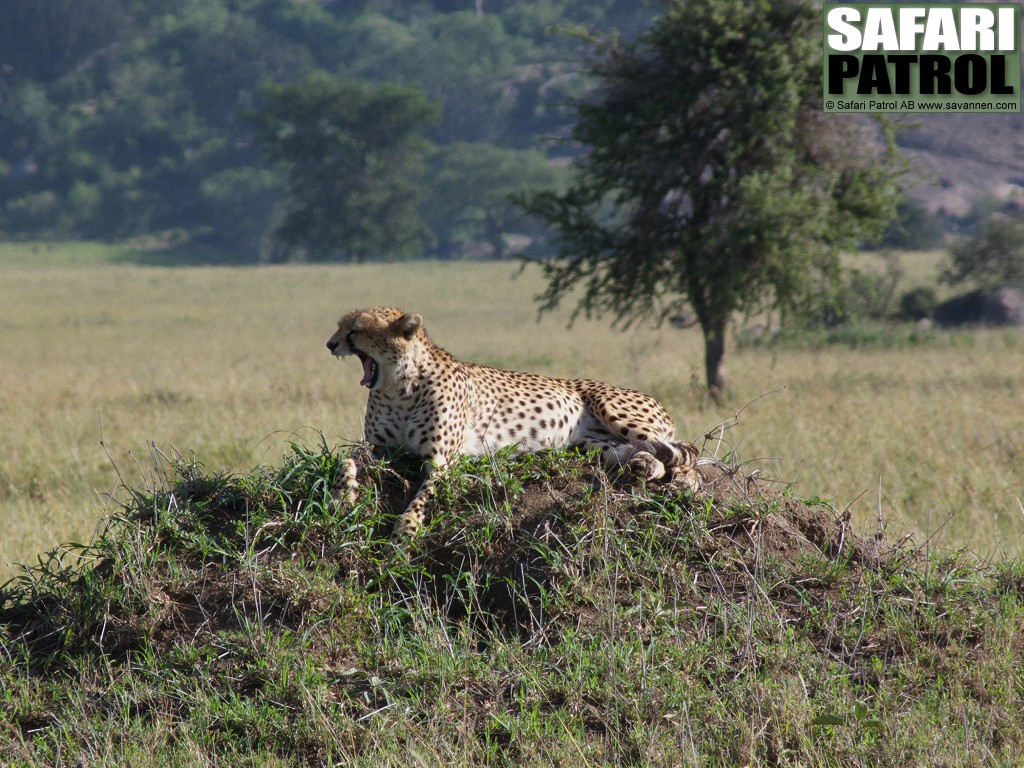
[
  {"xmin": 703, "ymin": 320, "xmax": 727, "ymax": 401},
  {"xmin": 484, "ymin": 213, "xmax": 505, "ymax": 259}
]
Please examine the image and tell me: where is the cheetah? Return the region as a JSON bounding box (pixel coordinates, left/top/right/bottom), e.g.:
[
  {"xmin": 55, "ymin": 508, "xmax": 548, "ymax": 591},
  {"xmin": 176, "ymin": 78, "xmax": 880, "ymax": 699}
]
[{"xmin": 326, "ymin": 307, "xmax": 699, "ymax": 541}]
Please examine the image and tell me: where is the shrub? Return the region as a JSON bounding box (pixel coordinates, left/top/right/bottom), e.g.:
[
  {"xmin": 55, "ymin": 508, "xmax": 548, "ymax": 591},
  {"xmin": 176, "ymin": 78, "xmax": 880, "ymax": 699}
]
[
  {"xmin": 878, "ymin": 198, "xmax": 945, "ymax": 250},
  {"xmin": 897, "ymin": 285, "xmax": 937, "ymax": 321},
  {"xmin": 944, "ymin": 206, "xmax": 1024, "ymax": 289}
]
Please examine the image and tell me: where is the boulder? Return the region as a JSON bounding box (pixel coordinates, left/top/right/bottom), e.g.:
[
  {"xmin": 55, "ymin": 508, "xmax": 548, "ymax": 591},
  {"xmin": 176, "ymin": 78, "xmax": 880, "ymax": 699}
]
[{"xmin": 932, "ymin": 286, "xmax": 1024, "ymax": 328}]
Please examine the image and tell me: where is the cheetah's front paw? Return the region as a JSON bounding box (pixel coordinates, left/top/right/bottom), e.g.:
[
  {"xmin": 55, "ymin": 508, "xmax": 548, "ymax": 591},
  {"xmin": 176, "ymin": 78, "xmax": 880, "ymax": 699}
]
[
  {"xmin": 390, "ymin": 508, "xmax": 426, "ymax": 546},
  {"xmin": 333, "ymin": 456, "xmax": 360, "ymax": 506}
]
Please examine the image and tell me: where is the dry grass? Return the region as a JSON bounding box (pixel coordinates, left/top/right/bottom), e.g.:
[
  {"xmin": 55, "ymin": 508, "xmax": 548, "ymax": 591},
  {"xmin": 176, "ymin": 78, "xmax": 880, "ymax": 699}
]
[{"xmin": 1, "ymin": 251, "xmax": 1022, "ymax": 577}]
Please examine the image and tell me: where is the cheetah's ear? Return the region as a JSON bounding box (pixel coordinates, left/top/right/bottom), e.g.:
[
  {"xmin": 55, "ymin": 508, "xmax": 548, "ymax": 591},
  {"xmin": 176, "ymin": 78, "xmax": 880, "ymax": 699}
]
[{"xmin": 394, "ymin": 312, "xmax": 422, "ymax": 339}]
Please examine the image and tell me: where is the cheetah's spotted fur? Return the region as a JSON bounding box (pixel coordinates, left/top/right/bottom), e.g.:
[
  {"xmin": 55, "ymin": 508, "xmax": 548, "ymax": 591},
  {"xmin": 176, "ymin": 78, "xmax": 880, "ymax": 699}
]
[{"xmin": 327, "ymin": 307, "xmax": 699, "ymax": 541}]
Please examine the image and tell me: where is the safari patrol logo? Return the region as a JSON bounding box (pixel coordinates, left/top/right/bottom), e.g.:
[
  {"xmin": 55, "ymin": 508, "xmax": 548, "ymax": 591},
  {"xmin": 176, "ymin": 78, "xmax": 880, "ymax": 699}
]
[{"xmin": 823, "ymin": 4, "xmax": 1021, "ymax": 113}]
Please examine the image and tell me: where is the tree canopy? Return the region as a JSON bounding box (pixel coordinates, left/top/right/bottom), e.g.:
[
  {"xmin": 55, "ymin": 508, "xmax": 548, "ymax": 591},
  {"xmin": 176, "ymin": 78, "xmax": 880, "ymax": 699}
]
[
  {"xmin": 519, "ymin": 0, "xmax": 904, "ymax": 396},
  {"xmin": 423, "ymin": 143, "xmax": 566, "ymax": 259},
  {"xmin": 249, "ymin": 73, "xmax": 439, "ymax": 262}
]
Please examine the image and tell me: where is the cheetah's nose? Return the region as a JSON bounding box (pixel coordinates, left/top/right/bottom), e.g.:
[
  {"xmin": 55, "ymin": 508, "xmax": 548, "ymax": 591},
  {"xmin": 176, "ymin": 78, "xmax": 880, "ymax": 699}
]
[{"xmin": 326, "ymin": 339, "xmax": 338, "ymax": 352}]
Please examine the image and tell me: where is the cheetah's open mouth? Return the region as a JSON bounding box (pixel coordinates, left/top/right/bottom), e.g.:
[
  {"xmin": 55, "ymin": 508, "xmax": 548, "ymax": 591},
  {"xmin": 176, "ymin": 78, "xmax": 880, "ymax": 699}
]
[{"xmin": 356, "ymin": 352, "xmax": 379, "ymax": 389}]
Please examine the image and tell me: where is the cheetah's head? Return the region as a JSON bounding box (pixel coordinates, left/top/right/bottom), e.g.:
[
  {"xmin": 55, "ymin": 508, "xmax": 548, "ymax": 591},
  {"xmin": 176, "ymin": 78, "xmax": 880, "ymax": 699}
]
[{"xmin": 326, "ymin": 307, "xmax": 424, "ymax": 391}]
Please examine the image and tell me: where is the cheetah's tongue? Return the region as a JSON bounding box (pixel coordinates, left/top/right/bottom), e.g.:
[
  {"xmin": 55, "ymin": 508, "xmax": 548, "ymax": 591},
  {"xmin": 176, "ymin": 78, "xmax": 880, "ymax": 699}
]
[{"xmin": 359, "ymin": 356, "xmax": 376, "ymax": 388}]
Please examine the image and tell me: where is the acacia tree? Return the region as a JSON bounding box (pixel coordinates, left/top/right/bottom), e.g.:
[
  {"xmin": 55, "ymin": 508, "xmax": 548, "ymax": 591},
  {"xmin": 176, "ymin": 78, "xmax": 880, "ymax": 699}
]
[
  {"xmin": 519, "ymin": 0, "xmax": 903, "ymax": 397},
  {"xmin": 249, "ymin": 72, "xmax": 439, "ymax": 262}
]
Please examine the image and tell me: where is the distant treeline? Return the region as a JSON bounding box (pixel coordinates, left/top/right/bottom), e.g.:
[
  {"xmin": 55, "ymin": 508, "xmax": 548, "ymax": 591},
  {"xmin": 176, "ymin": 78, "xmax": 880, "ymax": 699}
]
[{"xmin": 0, "ymin": 0, "xmax": 650, "ymax": 262}]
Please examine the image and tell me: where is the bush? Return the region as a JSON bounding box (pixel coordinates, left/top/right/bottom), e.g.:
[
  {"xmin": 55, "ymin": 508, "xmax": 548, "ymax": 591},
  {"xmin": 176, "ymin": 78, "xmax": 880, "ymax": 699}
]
[
  {"xmin": 843, "ymin": 264, "xmax": 901, "ymax": 321},
  {"xmin": 66, "ymin": 181, "xmax": 102, "ymax": 222},
  {"xmin": 878, "ymin": 198, "xmax": 945, "ymax": 250},
  {"xmin": 3, "ymin": 191, "xmax": 60, "ymax": 233},
  {"xmin": 897, "ymin": 286, "xmax": 937, "ymax": 321},
  {"xmin": 794, "ymin": 253, "xmax": 903, "ymax": 330},
  {"xmin": 945, "ymin": 206, "xmax": 1024, "ymax": 289}
]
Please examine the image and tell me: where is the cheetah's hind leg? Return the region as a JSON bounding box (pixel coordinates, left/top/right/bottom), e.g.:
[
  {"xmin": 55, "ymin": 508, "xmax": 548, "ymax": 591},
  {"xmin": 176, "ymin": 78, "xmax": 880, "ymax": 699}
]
[
  {"xmin": 594, "ymin": 438, "xmax": 703, "ymax": 489},
  {"xmin": 584, "ymin": 439, "xmax": 668, "ymax": 482},
  {"xmin": 667, "ymin": 441, "xmax": 703, "ymax": 492}
]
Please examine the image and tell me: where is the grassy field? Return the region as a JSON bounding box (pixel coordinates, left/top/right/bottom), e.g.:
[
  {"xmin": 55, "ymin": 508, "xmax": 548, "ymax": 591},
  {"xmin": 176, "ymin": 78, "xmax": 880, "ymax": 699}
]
[
  {"xmin": 3, "ymin": 244, "xmax": 1024, "ymax": 766},
  {"xmin": 1, "ymin": 246, "xmax": 1023, "ymax": 580}
]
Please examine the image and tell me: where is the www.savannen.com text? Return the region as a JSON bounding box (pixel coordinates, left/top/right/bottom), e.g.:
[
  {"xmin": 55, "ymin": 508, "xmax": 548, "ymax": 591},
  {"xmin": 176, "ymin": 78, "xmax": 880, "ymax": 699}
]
[{"xmin": 828, "ymin": 98, "xmax": 1017, "ymax": 111}]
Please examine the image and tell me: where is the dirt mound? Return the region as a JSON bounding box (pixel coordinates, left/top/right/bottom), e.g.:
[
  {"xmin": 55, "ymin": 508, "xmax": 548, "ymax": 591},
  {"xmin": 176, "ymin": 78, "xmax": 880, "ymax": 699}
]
[
  {"xmin": 1, "ymin": 447, "xmax": 905, "ymax": 666},
  {"xmin": 363, "ymin": 453, "xmax": 906, "ymax": 644},
  {"xmin": 698, "ymin": 462, "xmax": 890, "ymax": 565}
]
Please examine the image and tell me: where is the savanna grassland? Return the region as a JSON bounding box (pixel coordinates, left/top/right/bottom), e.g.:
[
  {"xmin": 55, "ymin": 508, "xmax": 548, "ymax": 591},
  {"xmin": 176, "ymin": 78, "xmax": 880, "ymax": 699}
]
[
  {"xmin": 4, "ymin": 245, "xmax": 1024, "ymax": 766},
  {"xmin": 1, "ymin": 246, "xmax": 1023, "ymax": 579}
]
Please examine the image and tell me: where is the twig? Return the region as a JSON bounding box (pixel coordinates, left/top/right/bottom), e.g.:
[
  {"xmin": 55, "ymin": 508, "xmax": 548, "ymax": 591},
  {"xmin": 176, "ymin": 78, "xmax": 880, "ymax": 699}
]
[{"xmin": 701, "ymin": 386, "xmax": 787, "ymax": 457}]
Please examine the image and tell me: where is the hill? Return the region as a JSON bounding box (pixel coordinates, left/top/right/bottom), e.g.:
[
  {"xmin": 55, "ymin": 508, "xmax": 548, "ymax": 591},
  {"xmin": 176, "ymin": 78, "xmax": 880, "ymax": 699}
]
[
  {"xmin": 3, "ymin": 444, "xmax": 1023, "ymax": 765},
  {"xmin": 899, "ymin": 112, "xmax": 1024, "ymax": 218},
  {"xmin": 0, "ymin": 0, "xmax": 645, "ymax": 261}
]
